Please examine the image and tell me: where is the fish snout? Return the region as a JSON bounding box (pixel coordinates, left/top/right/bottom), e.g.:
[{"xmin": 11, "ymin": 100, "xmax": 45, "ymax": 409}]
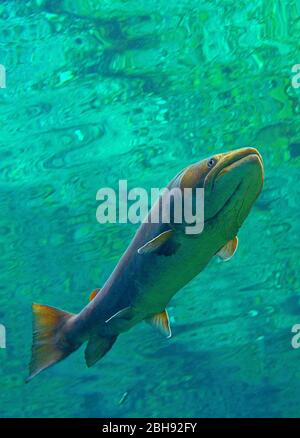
[
  {"xmin": 203, "ymin": 147, "xmax": 264, "ymax": 224},
  {"xmin": 217, "ymin": 148, "xmax": 264, "ymax": 184}
]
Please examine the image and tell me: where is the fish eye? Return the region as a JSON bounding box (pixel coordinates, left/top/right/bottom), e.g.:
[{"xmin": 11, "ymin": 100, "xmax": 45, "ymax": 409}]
[{"xmin": 207, "ymin": 158, "xmax": 216, "ymax": 169}]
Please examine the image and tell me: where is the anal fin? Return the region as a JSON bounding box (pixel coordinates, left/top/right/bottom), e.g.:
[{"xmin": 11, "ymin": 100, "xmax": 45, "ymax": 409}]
[{"xmin": 85, "ymin": 334, "xmax": 117, "ymax": 367}]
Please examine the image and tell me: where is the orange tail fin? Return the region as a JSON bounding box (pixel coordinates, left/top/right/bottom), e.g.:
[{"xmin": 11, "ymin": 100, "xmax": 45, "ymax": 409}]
[{"xmin": 26, "ymin": 303, "xmax": 80, "ymax": 382}]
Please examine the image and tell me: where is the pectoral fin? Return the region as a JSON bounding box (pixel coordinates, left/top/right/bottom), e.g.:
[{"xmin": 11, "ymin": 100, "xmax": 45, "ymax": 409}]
[
  {"xmin": 146, "ymin": 310, "xmax": 172, "ymax": 338},
  {"xmin": 216, "ymin": 236, "xmax": 238, "ymax": 261},
  {"xmin": 137, "ymin": 230, "xmax": 173, "ymax": 255}
]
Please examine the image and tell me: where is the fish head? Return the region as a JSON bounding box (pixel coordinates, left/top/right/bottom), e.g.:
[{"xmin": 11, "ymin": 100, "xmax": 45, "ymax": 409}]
[{"xmin": 177, "ymin": 147, "xmax": 264, "ymax": 238}]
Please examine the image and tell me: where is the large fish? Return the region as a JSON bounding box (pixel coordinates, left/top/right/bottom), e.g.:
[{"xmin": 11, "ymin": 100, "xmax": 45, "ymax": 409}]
[{"xmin": 27, "ymin": 147, "xmax": 264, "ymax": 381}]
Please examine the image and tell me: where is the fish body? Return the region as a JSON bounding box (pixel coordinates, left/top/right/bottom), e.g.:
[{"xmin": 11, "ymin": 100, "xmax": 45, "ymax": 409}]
[{"xmin": 27, "ymin": 147, "xmax": 264, "ymax": 381}]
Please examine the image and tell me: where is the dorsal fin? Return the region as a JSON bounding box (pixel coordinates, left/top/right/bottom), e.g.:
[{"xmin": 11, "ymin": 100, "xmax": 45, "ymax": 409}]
[
  {"xmin": 146, "ymin": 310, "xmax": 172, "ymax": 338},
  {"xmin": 89, "ymin": 288, "xmax": 101, "ymax": 302}
]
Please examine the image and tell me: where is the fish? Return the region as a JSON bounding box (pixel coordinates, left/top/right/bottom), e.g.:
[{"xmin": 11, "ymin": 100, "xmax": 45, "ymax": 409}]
[{"xmin": 26, "ymin": 147, "xmax": 264, "ymax": 381}]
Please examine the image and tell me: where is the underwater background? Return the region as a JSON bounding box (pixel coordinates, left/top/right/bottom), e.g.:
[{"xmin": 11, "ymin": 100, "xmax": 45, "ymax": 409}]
[{"xmin": 0, "ymin": 0, "xmax": 300, "ymax": 418}]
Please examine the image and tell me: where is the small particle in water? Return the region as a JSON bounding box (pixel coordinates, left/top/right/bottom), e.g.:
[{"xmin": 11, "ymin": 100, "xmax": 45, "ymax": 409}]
[
  {"xmin": 248, "ymin": 309, "xmax": 259, "ymax": 317},
  {"xmin": 58, "ymin": 70, "xmax": 74, "ymax": 85},
  {"xmin": 118, "ymin": 391, "xmax": 129, "ymax": 405},
  {"xmin": 75, "ymin": 129, "xmax": 84, "ymax": 142},
  {"xmin": 265, "ymin": 306, "xmax": 275, "ymax": 315},
  {"xmin": 170, "ymin": 315, "xmax": 176, "ymax": 324}
]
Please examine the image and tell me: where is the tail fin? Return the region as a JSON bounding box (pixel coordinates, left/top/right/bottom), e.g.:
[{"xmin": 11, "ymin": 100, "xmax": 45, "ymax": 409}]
[{"xmin": 26, "ymin": 303, "xmax": 79, "ymax": 382}]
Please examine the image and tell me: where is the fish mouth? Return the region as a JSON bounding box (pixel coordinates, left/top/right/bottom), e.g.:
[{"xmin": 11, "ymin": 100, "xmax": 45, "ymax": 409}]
[{"xmin": 204, "ymin": 147, "xmax": 264, "ymax": 223}]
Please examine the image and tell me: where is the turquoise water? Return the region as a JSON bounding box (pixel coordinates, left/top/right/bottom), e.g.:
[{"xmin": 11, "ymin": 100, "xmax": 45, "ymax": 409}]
[{"xmin": 0, "ymin": 0, "xmax": 300, "ymax": 418}]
